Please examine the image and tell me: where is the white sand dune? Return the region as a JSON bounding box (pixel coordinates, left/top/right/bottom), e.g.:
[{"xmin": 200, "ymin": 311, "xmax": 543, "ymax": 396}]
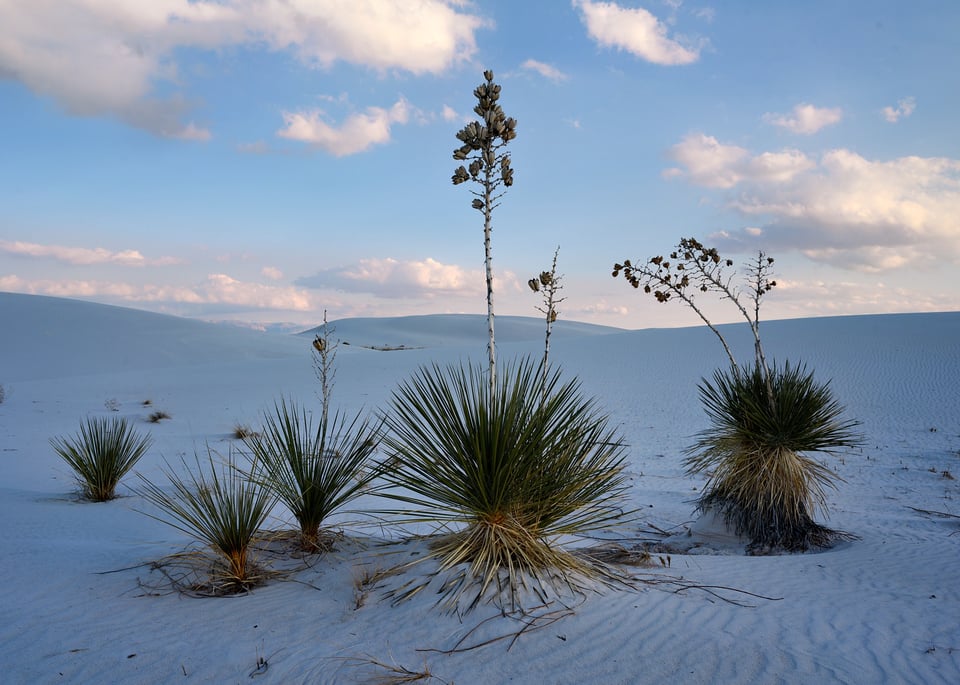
[
  {"xmin": 1, "ymin": 292, "xmax": 958, "ymax": 684},
  {"xmin": 300, "ymin": 314, "xmax": 625, "ymax": 350}
]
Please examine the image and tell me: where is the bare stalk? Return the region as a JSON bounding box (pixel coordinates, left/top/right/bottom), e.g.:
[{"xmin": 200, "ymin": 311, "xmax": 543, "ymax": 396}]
[
  {"xmin": 613, "ymin": 237, "xmax": 778, "ymax": 393},
  {"xmin": 312, "ymin": 310, "xmax": 338, "ymax": 426},
  {"xmin": 529, "ymin": 246, "xmax": 565, "ymax": 403}
]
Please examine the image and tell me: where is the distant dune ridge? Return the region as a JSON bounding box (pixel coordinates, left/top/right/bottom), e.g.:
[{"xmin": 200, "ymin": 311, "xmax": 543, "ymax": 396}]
[
  {"xmin": 299, "ymin": 313, "xmax": 625, "ymax": 349},
  {"xmin": 1, "ymin": 292, "xmax": 959, "ymax": 684}
]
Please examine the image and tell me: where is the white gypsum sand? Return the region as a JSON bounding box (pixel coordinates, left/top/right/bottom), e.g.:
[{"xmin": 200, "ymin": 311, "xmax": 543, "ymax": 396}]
[{"xmin": 0, "ymin": 292, "xmax": 957, "ymax": 684}]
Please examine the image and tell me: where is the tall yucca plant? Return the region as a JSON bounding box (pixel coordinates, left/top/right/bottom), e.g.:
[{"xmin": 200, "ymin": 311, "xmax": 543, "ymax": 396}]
[
  {"xmin": 687, "ymin": 363, "xmax": 862, "ymax": 551},
  {"xmin": 246, "ymin": 399, "xmax": 380, "ymax": 551},
  {"xmin": 136, "ymin": 450, "xmax": 275, "ymax": 591},
  {"xmin": 51, "ymin": 416, "xmax": 152, "ymax": 501},
  {"xmin": 452, "ymin": 69, "xmax": 517, "ymax": 399},
  {"xmin": 380, "ymin": 359, "xmax": 629, "ymax": 610}
]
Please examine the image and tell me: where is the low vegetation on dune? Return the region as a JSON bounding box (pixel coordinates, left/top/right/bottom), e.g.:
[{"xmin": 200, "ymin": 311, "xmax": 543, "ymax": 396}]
[
  {"xmin": 51, "ymin": 416, "xmax": 152, "ymax": 501},
  {"xmin": 135, "ymin": 450, "xmax": 276, "ymax": 593},
  {"xmin": 379, "ymin": 359, "xmax": 630, "ymax": 610},
  {"xmin": 245, "ymin": 398, "xmax": 380, "ymax": 552},
  {"xmin": 614, "ymin": 237, "xmax": 863, "ymax": 552}
]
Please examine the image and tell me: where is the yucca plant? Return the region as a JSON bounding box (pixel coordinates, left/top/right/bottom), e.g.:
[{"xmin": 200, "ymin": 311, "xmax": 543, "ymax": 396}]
[
  {"xmin": 380, "ymin": 359, "xmax": 629, "ymax": 611},
  {"xmin": 687, "ymin": 363, "xmax": 862, "ymax": 552},
  {"xmin": 615, "ymin": 239, "xmax": 862, "ymax": 552},
  {"xmin": 245, "ymin": 398, "xmax": 381, "ymax": 551},
  {"xmin": 51, "ymin": 416, "xmax": 152, "ymax": 501},
  {"xmin": 135, "ymin": 450, "xmax": 275, "ymax": 591}
]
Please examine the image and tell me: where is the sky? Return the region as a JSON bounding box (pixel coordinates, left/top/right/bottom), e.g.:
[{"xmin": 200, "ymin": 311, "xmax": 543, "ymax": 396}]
[{"xmin": 1, "ymin": 0, "xmax": 958, "ymax": 331}]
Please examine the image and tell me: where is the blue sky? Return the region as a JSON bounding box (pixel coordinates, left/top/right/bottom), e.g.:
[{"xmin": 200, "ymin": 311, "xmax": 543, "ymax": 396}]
[{"xmin": 1, "ymin": 0, "xmax": 958, "ymax": 330}]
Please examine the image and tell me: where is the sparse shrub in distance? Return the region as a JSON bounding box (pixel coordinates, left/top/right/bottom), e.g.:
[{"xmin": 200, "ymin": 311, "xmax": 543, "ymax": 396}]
[
  {"xmin": 380, "ymin": 359, "xmax": 629, "ymax": 610},
  {"xmin": 245, "ymin": 399, "xmax": 380, "ymax": 551},
  {"xmin": 613, "ymin": 238, "xmax": 862, "ymax": 552},
  {"xmin": 104, "ymin": 398, "xmax": 120, "ymax": 412},
  {"xmin": 0, "ymin": 383, "xmax": 5, "ymax": 404},
  {"xmin": 51, "ymin": 416, "xmax": 153, "ymax": 501},
  {"xmin": 148, "ymin": 410, "xmax": 171, "ymax": 423},
  {"xmin": 136, "ymin": 450, "xmax": 276, "ymax": 592},
  {"xmin": 233, "ymin": 424, "xmax": 259, "ymax": 440}
]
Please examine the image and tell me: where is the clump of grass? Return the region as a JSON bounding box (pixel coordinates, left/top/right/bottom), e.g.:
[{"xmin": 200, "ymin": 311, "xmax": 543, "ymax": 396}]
[
  {"xmin": 147, "ymin": 410, "xmax": 171, "ymax": 423},
  {"xmin": 245, "ymin": 399, "xmax": 380, "ymax": 552},
  {"xmin": 0, "ymin": 383, "xmax": 6, "ymax": 404},
  {"xmin": 380, "ymin": 359, "xmax": 629, "ymax": 611},
  {"xmin": 51, "ymin": 416, "xmax": 153, "ymax": 501},
  {"xmin": 136, "ymin": 450, "xmax": 275, "ymax": 592},
  {"xmin": 687, "ymin": 363, "xmax": 862, "ymax": 552},
  {"xmin": 233, "ymin": 423, "xmax": 259, "ymax": 440}
]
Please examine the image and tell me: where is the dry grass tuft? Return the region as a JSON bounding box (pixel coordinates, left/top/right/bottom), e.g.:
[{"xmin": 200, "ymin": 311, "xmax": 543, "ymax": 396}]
[
  {"xmin": 135, "ymin": 449, "xmax": 276, "ymax": 593},
  {"xmin": 232, "ymin": 423, "xmax": 259, "ymax": 440}
]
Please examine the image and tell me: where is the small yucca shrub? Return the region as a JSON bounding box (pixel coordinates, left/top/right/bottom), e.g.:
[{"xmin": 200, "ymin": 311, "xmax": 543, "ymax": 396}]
[
  {"xmin": 51, "ymin": 416, "xmax": 152, "ymax": 501},
  {"xmin": 245, "ymin": 399, "xmax": 380, "ymax": 551},
  {"xmin": 686, "ymin": 363, "xmax": 862, "ymax": 552},
  {"xmin": 136, "ymin": 450, "xmax": 276, "ymax": 591},
  {"xmin": 380, "ymin": 359, "xmax": 629, "ymax": 610}
]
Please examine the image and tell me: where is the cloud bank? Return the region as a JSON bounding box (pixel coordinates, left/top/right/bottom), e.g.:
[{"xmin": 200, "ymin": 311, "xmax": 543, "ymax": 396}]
[
  {"xmin": 0, "ymin": 240, "xmax": 181, "ymax": 266},
  {"xmin": 666, "ymin": 134, "xmax": 960, "ymax": 271},
  {"xmin": 0, "ymin": 0, "xmax": 485, "ymax": 137},
  {"xmin": 298, "ymin": 257, "xmax": 523, "ymax": 301}
]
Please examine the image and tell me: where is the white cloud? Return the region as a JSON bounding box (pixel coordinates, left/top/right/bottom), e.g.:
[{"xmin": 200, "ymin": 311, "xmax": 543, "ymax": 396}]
[
  {"xmin": 199, "ymin": 273, "xmax": 312, "ymax": 310},
  {"xmin": 441, "ymin": 105, "xmax": 460, "ymax": 122},
  {"xmin": 305, "ymin": 257, "xmax": 482, "ymax": 298},
  {"xmin": 573, "ymin": 0, "xmax": 701, "ymax": 65},
  {"xmin": 666, "ymin": 133, "xmax": 813, "ymax": 188},
  {"xmin": 576, "ymin": 300, "xmax": 629, "ymax": 317},
  {"xmin": 298, "ymin": 256, "xmax": 524, "ymax": 300},
  {"xmin": 0, "ymin": 273, "xmax": 314, "ymax": 311},
  {"xmin": 882, "ymin": 97, "xmax": 916, "ymax": 123},
  {"xmin": 755, "ymin": 277, "xmax": 960, "ymax": 319},
  {"xmin": 521, "ymin": 59, "xmax": 568, "ymax": 82},
  {"xmin": 173, "ymin": 122, "xmax": 213, "ymax": 141},
  {"xmin": 693, "ymin": 7, "xmax": 716, "ymax": 22},
  {"xmin": 0, "ymin": 0, "xmax": 485, "ymax": 136},
  {"xmin": 670, "ymin": 134, "xmax": 960, "ymax": 271},
  {"xmin": 261, "ymin": 266, "xmax": 283, "ymax": 280},
  {"xmin": 277, "ymin": 98, "xmax": 411, "ymax": 156},
  {"xmin": 763, "ymin": 103, "xmax": 843, "ymax": 135},
  {"xmin": 0, "ymin": 240, "xmax": 181, "ymax": 266},
  {"xmin": 248, "ymin": 0, "xmax": 486, "ymax": 75}
]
